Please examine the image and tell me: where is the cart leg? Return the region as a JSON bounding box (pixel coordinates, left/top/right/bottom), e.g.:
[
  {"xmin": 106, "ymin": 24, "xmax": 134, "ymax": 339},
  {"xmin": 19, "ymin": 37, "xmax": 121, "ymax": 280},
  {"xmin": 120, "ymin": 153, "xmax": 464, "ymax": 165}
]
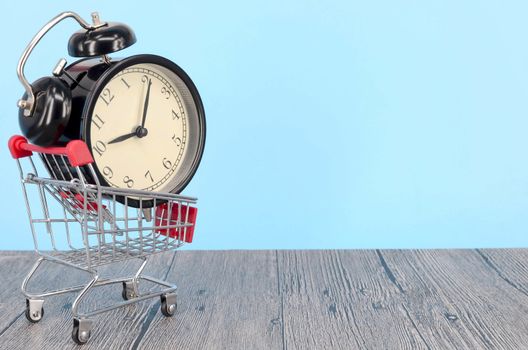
[
  {"xmin": 122, "ymin": 257, "xmax": 147, "ymax": 300},
  {"xmin": 25, "ymin": 298, "xmax": 44, "ymax": 323},
  {"xmin": 160, "ymin": 292, "xmax": 177, "ymax": 317},
  {"xmin": 21, "ymin": 256, "xmax": 45, "ymax": 298},
  {"xmin": 72, "ymin": 318, "xmax": 93, "ymax": 345},
  {"xmin": 71, "ymin": 273, "xmax": 99, "ymax": 318},
  {"xmin": 70, "ymin": 273, "xmax": 98, "ymax": 344},
  {"xmin": 122, "ymin": 280, "xmax": 137, "ymax": 300}
]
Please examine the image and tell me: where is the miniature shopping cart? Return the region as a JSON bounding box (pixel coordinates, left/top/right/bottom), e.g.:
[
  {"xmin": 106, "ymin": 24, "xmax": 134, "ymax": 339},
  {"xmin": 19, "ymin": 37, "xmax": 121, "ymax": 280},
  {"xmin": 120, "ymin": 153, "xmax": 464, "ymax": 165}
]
[{"xmin": 8, "ymin": 135, "xmax": 198, "ymax": 344}]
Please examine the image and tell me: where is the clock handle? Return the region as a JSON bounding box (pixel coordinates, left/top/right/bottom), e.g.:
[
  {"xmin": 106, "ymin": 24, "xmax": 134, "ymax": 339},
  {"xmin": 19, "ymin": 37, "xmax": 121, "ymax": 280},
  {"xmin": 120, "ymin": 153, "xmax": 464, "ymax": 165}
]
[
  {"xmin": 8, "ymin": 135, "xmax": 94, "ymax": 167},
  {"xmin": 16, "ymin": 11, "xmax": 105, "ymax": 116}
]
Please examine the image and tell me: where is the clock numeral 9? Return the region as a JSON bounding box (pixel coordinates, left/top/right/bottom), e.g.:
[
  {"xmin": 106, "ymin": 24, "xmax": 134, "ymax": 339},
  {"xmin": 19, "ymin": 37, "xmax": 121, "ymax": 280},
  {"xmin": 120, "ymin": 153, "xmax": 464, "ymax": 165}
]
[
  {"xmin": 161, "ymin": 86, "xmax": 171, "ymax": 100},
  {"xmin": 123, "ymin": 176, "xmax": 134, "ymax": 188},
  {"xmin": 162, "ymin": 158, "xmax": 172, "ymax": 169},
  {"xmin": 100, "ymin": 88, "xmax": 114, "ymax": 106},
  {"xmin": 103, "ymin": 166, "xmax": 113, "ymax": 179},
  {"xmin": 93, "ymin": 141, "xmax": 106, "ymax": 156},
  {"xmin": 172, "ymin": 134, "xmax": 182, "ymax": 147}
]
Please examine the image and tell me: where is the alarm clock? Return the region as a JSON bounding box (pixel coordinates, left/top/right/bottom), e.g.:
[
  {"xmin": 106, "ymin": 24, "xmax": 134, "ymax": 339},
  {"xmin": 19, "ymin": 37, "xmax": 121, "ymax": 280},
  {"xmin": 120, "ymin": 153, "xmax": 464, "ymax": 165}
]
[{"xmin": 16, "ymin": 11, "xmax": 206, "ymax": 208}]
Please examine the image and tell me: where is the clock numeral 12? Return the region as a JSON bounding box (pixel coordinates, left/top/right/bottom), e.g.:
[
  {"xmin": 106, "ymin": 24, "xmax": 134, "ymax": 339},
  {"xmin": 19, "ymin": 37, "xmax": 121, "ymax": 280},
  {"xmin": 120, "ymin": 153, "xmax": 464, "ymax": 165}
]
[{"xmin": 100, "ymin": 88, "xmax": 115, "ymax": 106}]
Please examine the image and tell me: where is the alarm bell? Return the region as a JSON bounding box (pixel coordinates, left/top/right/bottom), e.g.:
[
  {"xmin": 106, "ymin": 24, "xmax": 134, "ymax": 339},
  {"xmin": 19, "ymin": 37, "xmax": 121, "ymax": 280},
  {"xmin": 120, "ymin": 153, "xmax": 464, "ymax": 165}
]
[
  {"xmin": 16, "ymin": 11, "xmax": 136, "ymax": 146},
  {"xmin": 68, "ymin": 12, "xmax": 136, "ymax": 57}
]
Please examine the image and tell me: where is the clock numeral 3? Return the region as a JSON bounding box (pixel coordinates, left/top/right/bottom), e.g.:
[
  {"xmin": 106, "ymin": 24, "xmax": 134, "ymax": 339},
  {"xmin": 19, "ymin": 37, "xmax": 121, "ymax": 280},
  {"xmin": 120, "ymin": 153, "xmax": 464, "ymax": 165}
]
[
  {"xmin": 100, "ymin": 88, "xmax": 115, "ymax": 106},
  {"xmin": 92, "ymin": 114, "xmax": 105, "ymax": 130},
  {"xmin": 172, "ymin": 134, "xmax": 182, "ymax": 147},
  {"xmin": 162, "ymin": 158, "xmax": 172, "ymax": 169},
  {"xmin": 93, "ymin": 141, "xmax": 106, "ymax": 156},
  {"xmin": 103, "ymin": 166, "xmax": 114, "ymax": 179},
  {"xmin": 145, "ymin": 170, "xmax": 154, "ymax": 182},
  {"xmin": 123, "ymin": 176, "xmax": 134, "ymax": 188},
  {"xmin": 161, "ymin": 86, "xmax": 171, "ymax": 100}
]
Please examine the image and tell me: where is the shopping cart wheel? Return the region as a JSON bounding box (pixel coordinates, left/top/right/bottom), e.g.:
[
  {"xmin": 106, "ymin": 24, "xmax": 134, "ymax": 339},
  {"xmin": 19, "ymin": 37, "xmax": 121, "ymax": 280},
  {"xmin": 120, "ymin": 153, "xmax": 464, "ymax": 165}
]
[
  {"xmin": 122, "ymin": 281, "xmax": 137, "ymax": 300},
  {"xmin": 72, "ymin": 318, "xmax": 93, "ymax": 345},
  {"xmin": 160, "ymin": 293, "xmax": 177, "ymax": 317},
  {"xmin": 25, "ymin": 299, "xmax": 44, "ymax": 323}
]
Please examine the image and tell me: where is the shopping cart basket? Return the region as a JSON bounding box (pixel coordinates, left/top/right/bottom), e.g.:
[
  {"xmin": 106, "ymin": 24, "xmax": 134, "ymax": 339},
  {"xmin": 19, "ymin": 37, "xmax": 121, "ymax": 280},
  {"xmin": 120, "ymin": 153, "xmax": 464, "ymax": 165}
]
[{"xmin": 8, "ymin": 135, "xmax": 198, "ymax": 344}]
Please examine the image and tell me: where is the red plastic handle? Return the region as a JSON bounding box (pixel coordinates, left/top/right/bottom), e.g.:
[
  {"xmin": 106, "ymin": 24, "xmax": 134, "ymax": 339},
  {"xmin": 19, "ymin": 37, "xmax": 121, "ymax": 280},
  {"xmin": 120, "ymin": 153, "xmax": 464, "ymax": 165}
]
[{"xmin": 8, "ymin": 135, "xmax": 94, "ymax": 167}]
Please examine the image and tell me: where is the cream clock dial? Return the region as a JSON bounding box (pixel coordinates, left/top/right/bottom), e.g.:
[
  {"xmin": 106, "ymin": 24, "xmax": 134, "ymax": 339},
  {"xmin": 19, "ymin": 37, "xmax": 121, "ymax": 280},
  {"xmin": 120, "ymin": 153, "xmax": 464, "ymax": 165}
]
[{"xmin": 83, "ymin": 55, "xmax": 205, "ymax": 207}]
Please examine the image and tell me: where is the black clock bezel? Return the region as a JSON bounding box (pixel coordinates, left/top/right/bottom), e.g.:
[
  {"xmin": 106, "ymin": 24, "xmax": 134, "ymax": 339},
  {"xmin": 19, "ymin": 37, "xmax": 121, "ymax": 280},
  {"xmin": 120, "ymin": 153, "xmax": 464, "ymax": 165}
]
[{"xmin": 81, "ymin": 54, "xmax": 206, "ymax": 208}]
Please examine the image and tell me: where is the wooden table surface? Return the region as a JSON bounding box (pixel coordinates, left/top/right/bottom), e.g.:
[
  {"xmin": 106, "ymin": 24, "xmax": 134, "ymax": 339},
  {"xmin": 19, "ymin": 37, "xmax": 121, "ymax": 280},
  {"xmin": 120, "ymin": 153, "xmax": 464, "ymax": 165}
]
[{"xmin": 0, "ymin": 249, "xmax": 527, "ymax": 349}]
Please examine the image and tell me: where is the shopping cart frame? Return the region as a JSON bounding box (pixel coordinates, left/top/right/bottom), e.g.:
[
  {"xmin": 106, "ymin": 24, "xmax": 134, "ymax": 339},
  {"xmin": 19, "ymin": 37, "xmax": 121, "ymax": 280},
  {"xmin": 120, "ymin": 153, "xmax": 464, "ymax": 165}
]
[{"xmin": 8, "ymin": 135, "xmax": 198, "ymax": 344}]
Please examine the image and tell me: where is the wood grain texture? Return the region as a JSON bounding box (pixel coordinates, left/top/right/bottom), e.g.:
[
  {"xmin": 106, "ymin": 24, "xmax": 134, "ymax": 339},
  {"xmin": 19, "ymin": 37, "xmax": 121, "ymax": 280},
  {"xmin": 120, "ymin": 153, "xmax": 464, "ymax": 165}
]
[
  {"xmin": 135, "ymin": 250, "xmax": 282, "ymax": 350},
  {"xmin": 0, "ymin": 250, "xmax": 527, "ymax": 349},
  {"xmin": 0, "ymin": 252, "xmax": 36, "ymax": 336},
  {"xmin": 475, "ymin": 249, "xmax": 528, "ymax": 297},
  {"xmin": 381, "ymin": 249, "xmax": 528, "ymax": 350},
  {"xmin": 277, "ymin": 250, "xmax": 428, "ymax": 350},
  {"xmin": 0, "ymin": 251, "xmax": 175, "ymax": 350}
]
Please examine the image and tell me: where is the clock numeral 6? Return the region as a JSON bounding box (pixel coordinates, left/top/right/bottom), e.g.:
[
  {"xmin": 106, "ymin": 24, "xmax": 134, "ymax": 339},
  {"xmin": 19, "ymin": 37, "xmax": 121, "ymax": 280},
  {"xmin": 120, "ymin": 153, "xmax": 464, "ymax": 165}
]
[
  {"xmin": 103, "ymin": 166, "xmax": 114, "ymax": 179},
  {"xmin": 93, "ymin": 141, "xmax": 106, "ymax": 156},
  {"xmin": 141, "ymin": 75, "xmax": 149, "ymax": 83},
  {"xmin": 123, "ymin": 176, "xmax": 134, "ymax": 188},
  {"xmin": 161, "ymin": 86, "xmax": 171, "ymax": 100},
  {"xmin": 162, "ymin": 158, "xmax": 172, "ymax": 169},
  {"xmin": 100, "ymin": 88, "xmax": 114, "ymax": 106}
]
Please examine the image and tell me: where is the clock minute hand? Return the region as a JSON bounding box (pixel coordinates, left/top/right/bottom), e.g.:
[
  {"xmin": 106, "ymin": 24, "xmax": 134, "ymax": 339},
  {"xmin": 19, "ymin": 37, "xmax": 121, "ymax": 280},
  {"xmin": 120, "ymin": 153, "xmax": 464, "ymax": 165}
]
[{"xmin": 140, "ymin": 78, "xmax": 152, "ymax": 129}]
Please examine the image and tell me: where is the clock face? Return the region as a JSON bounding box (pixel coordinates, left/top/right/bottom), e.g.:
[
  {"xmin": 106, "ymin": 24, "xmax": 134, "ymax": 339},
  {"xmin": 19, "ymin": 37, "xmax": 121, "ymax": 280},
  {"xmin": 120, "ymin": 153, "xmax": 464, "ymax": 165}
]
[{"xmin": 86, "ymin": 59, "xmax": 204, "ymax": 202}]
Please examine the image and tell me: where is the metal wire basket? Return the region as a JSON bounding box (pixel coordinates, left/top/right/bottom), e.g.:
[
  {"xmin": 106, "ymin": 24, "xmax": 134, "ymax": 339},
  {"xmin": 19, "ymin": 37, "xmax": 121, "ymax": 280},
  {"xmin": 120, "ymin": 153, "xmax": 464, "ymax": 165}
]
[{"xmin": 8, "ymin": 135, "xmax": 198, "ymax": 344}]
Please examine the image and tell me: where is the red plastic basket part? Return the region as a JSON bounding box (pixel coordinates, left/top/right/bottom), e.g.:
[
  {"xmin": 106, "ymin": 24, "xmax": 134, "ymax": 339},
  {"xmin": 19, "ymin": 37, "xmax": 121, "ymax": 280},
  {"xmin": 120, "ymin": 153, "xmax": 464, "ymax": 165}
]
[
  {"xmin": 155, "ymin": 203, "xmax": 197, "ymax": 243},
  {"xmin": 8, "ymin": 135, "xmax": 94, "ymax": 166},
  {"xmin": 59, "ymin": 191, "xmax": 106, "ymax": 212}
]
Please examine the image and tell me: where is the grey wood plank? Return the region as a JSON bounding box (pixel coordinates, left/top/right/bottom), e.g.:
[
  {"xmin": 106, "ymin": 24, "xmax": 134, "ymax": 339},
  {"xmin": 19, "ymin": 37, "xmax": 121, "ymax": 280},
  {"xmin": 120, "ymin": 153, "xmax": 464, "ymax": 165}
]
[
  {"xmin": 2, "ymin": 250, "xmax": 528, "ymax": 349},
  {"xmin": 475, "ymin": 248, "xmax": 528, "ymax": 297},
  {"xmin": 277, "ymin": 250, "xmax": 428, "ymax": 350},
  {"xmin": 0, "ymin": 252, "xmax": 36, "ymax": 335},
  {"xmin": 135, "ymin": 250, "xmax": 282, "ymax": 350},
  {"xmin": 0, "ymin": 251, "xmax": 176, "ymax": 349},
  {"xmin": 380, "ymin": 249, "xmax": 528, "ymax": 349}
]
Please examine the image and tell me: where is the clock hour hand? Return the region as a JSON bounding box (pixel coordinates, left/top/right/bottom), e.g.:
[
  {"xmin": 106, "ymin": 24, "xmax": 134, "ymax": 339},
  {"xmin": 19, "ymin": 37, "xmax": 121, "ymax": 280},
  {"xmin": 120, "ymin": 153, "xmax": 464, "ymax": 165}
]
[
  {"xmin": 108, "ymin": 126, "xmax": 149, "ymax": 144},
  {"xmin": 107, "ymin": 132, "xmax": 137, "ymax": 144}
]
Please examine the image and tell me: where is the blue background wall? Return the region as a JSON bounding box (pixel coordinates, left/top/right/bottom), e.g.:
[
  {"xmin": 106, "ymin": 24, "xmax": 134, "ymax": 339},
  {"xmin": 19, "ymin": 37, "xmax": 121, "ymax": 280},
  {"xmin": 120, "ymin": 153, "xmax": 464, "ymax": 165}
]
[{"xmin": 1, "ymin": 1, "xmax": 527, "ymax": 250}]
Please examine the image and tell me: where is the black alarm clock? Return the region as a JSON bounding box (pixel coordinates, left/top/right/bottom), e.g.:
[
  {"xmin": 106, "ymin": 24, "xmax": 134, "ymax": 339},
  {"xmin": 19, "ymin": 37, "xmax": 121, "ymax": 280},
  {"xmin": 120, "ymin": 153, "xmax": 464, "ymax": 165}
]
[{"xmin": 17, "ymin": 11, "xmax": 206, "ymax": 207}]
